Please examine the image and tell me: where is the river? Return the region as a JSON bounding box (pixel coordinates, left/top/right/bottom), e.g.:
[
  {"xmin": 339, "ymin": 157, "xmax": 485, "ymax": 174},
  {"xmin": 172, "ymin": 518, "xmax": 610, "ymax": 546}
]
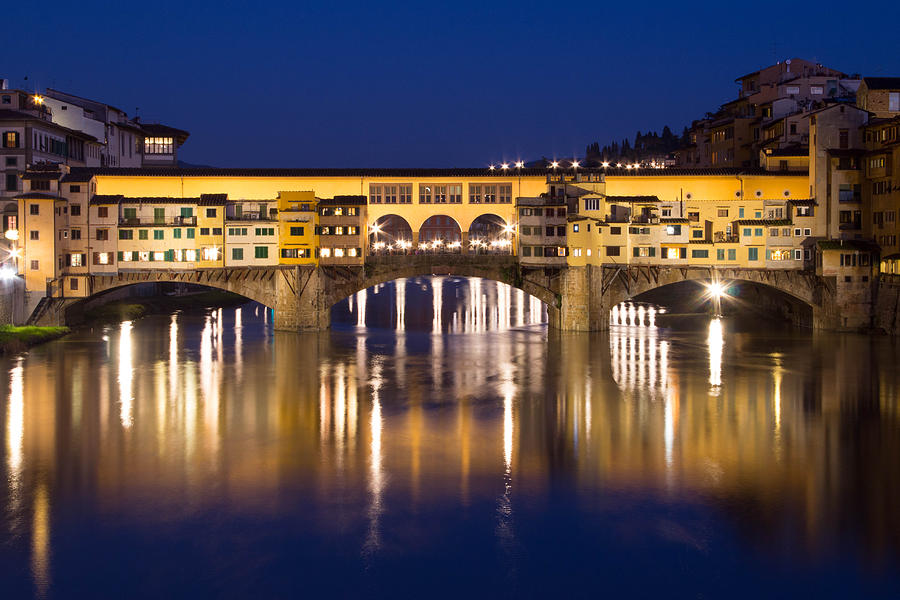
[{"xmin": 1, "ymin": 276, "xmax": 899, "ymax": 598}]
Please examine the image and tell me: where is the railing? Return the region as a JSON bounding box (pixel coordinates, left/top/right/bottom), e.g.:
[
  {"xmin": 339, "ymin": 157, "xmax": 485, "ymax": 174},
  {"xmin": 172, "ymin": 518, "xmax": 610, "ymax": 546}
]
[
  {"xmin": 838, "ymin": 191, "xmax": 861, "ymax": 203},
  {"xmin": 225, "ymin": 214, "xmax": 277, "ymax": 222},
  {"xmin": 839, "ymin": 222, "xmax": 862, "ymax": 230}
]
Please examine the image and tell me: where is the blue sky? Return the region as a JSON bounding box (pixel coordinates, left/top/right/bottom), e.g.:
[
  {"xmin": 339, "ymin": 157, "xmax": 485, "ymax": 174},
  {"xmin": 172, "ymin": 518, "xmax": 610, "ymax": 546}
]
[{"xmin": 6, "ymin": 0, "xmax": 900, "ymax": 167}]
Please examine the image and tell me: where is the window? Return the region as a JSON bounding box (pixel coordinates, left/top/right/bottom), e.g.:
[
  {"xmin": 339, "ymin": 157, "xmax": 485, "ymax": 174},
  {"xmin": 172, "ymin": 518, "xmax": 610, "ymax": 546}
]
[
  {"xmin": 748, "ymin": 247, "xmax": 759, "ymax": 261},
  {"xmin": 889, "ymin": 92, "xmax": 899, "ymax": 112},
  {"xmin": 139, "ymin": 229, "xmax": 149, "ymax": 240},
  {"xmin": 200, "ymin": 228, "xmax": 210, "ymax": 235},
  {"xmin": 610, "ymin": 227, "xmax": 621, "ymax": 235},
  {"xmin": 30, "ymin": 260, "xmax": 39, "ymax": 271},
  {"xmin": 29, "ymin": 204, "xmax": 39, "ymax": 216},
  {"xmin": 449, "ymin": 184, "xmax": 462, "ymax": 204},
  {"xmin": 691, "ymin": 249, "xmax": 709, "ymax": 258},
  {"xmin": 666, "ymin": 224, "xmax": 682, "ymax": 235},
  {"xmin": 98, "ymin": 207, "xmax": 109, "ymax": 218},
  {"xmin": 573, "ymin": 224, "xmax": 579, "ymax": 233},
  {"xmin": 572, "ymin": 248, "xmax": 582, "ymax": 257},
  {"xmin": 728, "ymin": 249, "xmax": 736, "ymax": 261},
  {"xmin": 119, "ymin": 230, "xmax": 133, "ymax": 240},
  {"xmin": 70, "ymin": 278, "xmax": 79, "ymax": 291},
  {"xmin": 123, "ymin": 207, "xmax": 136, "ymax": 220},
  {"xmin": 144, "ymin": 137, "xmax": 173, "ymax": 154},
  {"xmin": 153, "ymin": 230, "xmax": 164, "ymax": 240},
  {"xmin": 70, "ymin": 204, "xmax": 81, "ymax": 216},
  {"xmin": 738, "ymin": 208, "xmax": 744, "ymax": 218},
  {"xmin": 1, "ymin": 95, "xmax": 9, "ymax": 104},
  {"xmin": 606, "ymin": 246, "xmax": 621, "ymax": 256},
  {"xmin": 290, "ymin": 226, "xmax": 304, "ymax": 236},
  {"xmin": 206, "ymin": 208, "xmax": 216, "ymax": 218},
  {"xmin": 254, "ymin": 246, "xmax": 268, "ymax": 259},
  {"xmin": 187, "ymin": 228, "xmax": 195, "ymax": 239},
  {"xmin": 584, "ymin": 198, "xmax": 601, "ymax": 211},
  {"xmin": 173, "ymin": 229, "xmax": 181, "ymax": 239},
  {"xmin": 29, "ymin": 230, "xmax": 39, "ymax": 241},
  {"xmin": 212, "ymin": 227, "xmax": 222, "ymax": 235},
  {"xmin": 281, "ymin": 248, "xmax": 311, "ymax": 259},
  {"xmin": 419, "ymin": 184, "xmax": 433, "ymax": 203},
  {"xmin": 692, "ymin": 229, "xmax": 703, "ymax": 238},
  {"xmin": 522, "ymin": 246, "xmax": 532, "ymax": 257},
  {"xmin": 29, "ymin": 180, "xmax": 50, "ymax": 191},
  {"xmin": 754, "ymin": 228, "xmax": 763, "ymax": 237},
  {"xmin": 810, "ymin": 85, "xmax": 823, "ymax": 95},
  {"xmin": 804, "ymin": 228, "xmax": 811, "ymax": 236},
  {"xmin": 2, "ymin": 131, "xmax": 20, "ymax": 148},
  {"xmin": 717, "ymin": 209, "xmax": 728, "ymax": 217},
  {"xmin": 793, "ymin": 249, "xmax": 802, "ymax": 260},
  {"xmin": 96, "ymin": 229, "xmax": 109, "ymax": 241},
  {"xmin": 232, "ymin": 248, "xmax": 243, "ymax": 261},
  {"xmin": 71, "ymin": 229, "xmax": 81, "ymax": 240},
  {"xmin": 180, "ymin": 207, "xmax": 193, "ymax": 218},
  {"xmin": 154, "ymin": 207, "xmax": 165, "ymax": 223},
  {"xmin": 5, "ymin": 173, "xmax": 16, "ymax": 192},
  {"xmin": 634, "ymin": 247, "xmax": 657, "ymax": 258}
]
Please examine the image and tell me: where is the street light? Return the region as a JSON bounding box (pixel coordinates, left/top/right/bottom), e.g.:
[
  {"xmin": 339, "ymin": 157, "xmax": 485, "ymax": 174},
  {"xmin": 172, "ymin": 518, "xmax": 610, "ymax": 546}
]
[
  {"xmin": 705, "ymin": 280, "xmax": 727, "ymax": 316},
  {"xmin": 515, "ymin": 161, "xmax": 524, "ymax": 169},
  {"xmin": 550, "ymin": 161, "xmax": 559, "ymax": 169}
]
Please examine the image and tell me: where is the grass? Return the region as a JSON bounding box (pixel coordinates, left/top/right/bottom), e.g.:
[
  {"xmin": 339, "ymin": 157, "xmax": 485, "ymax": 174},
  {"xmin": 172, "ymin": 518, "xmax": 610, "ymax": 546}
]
[{"xmin": 0, "ymin": 325, "xmax": 70, "ymax": 354}]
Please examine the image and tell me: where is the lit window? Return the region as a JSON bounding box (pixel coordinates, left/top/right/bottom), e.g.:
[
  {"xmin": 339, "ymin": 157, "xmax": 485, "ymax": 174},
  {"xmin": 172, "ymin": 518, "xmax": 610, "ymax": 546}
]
[
  {"xmin": 173, "ymin": 249, "xmax": 183, "ymax": 261},
  {"xmin": 121, "ymin": 252, "xmax": 132, "ymax": 262},
  {"xmin": 144, "ymin": 137, "xmax": 174, "ymax": 154},
  {"xmin": 185, "ymin": 250, "xmax": 197, "ymax": 261},
  {"xmin": 70, "ymin": 254, "xmax": 82, "ymax": 267},
  {"xmin": 348, "ymin": 248, "xmax": 358, "ymax": 257},
  {"xmin": 98, "ymin": 252, "xmax": 109, "ymax": 265},
  {"xmin": 153, "ymin": 251, "xmax": 165, "ymax": 261},
  {"xmin": 334, "ymin": 248, "xmax": 345, "ymax": 258},
  {"xmin": 320, "ymin": 248, "xmax": 331, "ymax": 258},
  {"xmin": 139, "ymin": 251, "xmax": 150, "ymax": 261},
  {"xmin": 666, "ymin": 247, "xmax": 679, "ymax": 259},
  {"xmin": 202, "ymin": 247, "xmax": 219, "ymax": 261}
]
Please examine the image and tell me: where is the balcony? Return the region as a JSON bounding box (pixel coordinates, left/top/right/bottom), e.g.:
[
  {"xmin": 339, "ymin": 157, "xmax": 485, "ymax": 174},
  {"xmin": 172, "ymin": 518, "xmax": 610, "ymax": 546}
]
[
  {"xmin": 225, "ymin": 213, "xmax": 276, "ymax": 222},
  {"xmin": 838, "ymin": 191, "xmax": 861, "ymax": 203},
  {"xmin": 119, "ymin": 215, "xmax": 196, "ymax": 226},
  {"xmin": 839, "ymin": 221, "xmax": 862, "ymax": 231}
]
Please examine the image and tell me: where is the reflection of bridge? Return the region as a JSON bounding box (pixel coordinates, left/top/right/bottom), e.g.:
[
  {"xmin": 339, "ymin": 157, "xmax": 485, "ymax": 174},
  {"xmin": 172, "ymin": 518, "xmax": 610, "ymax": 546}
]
[{"xmin": 33, "ymin": 256, "xmax": 842, "ymax": 331}]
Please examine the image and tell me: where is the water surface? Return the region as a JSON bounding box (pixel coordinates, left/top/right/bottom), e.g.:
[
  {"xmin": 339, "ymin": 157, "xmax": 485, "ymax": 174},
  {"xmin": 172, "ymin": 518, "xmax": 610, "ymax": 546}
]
[{"xmin": 1, "ymin": 277, "xmax": 899, "ymax": 598}]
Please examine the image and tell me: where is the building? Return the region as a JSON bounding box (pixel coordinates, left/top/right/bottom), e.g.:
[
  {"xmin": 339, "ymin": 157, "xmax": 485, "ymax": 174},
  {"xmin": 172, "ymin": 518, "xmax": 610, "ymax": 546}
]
[
  {"xmin": 856, "ymin": 78, "xmax": 900, "ymax": 119},
  {"xmin": 864, "ymin": 115, "xmax": 900, "ymax": 273},
  {"xmin": 516, "ymin": 197, "xmax": 568, "ymax": 266}
]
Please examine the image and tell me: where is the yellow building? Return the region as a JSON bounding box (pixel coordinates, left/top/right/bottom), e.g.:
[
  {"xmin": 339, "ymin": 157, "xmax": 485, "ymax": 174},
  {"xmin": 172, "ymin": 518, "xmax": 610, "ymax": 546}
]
[{"xmin": 276, "ymin": 191, "xmax": 317, "ymax": 265}]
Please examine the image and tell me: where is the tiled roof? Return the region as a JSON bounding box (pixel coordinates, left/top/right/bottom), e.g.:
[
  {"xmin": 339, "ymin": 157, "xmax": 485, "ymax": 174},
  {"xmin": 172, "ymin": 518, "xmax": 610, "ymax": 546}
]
[
  {"xmin": 767, "ymin": 145, "xmax": 807, "ymax": 157},
  {"xmin": 787, "ymin": 198, "xmax": 817, "ymax": 206},
  {"xmin": 862, "ymin": 77, "xmax": 900, "ymax": 90},
  {"xmin": 21, "ymin": 172, "xmax": 60, "ymax": 180},
  {"xmin": 817, "ymin": 240, "xmax": 879, "ymax": 251},
  {"xmin": 319, "ymin": 195, "xmax": 367, "ymax": 205},
  {"xmin": 140, "ymin": 123, "xmax": 190, "ymax": 143},
  {"xmin": 89, "ymin": 195, "xmax": 123, "ymax": 205},
  {"xmin": 606, "ymin": 195, "xmax": 661, "ymax": 203},
  {"xmin": 659, "ymin": 218, "xmax": 689, "ymax": 223},
  {"xmin": 734, "ymin": 219, "xmax": 792, "ymax": 226},
  {"xmin": 13, "ymin": 192, "xmax": 58, "ymax": 200}
]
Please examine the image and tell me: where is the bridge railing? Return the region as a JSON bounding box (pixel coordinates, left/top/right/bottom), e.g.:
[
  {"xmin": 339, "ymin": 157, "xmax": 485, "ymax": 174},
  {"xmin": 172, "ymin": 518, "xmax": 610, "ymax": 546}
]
[{"xmin": 365, "ymin": 254, "xmax": 517, "ymax": 270}]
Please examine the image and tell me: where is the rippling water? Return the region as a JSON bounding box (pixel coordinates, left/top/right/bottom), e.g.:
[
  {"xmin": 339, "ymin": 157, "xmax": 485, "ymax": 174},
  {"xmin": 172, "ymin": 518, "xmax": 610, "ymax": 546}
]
[{"xmin": 1, "ymin": 277, "xmax": 899, "ymax": 598}]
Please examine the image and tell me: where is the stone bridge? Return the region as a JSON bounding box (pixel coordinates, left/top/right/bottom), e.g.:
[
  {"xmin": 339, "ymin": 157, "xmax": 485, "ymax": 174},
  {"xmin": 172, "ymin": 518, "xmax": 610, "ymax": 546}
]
[{"xmin": 35, "ymin": 259, "xmax": 840, "ymax": 331}]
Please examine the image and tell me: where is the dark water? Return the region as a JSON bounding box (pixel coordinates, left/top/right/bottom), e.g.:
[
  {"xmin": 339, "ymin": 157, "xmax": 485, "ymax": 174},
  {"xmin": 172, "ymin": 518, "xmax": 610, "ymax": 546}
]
[{"xmin": 1, "ymin": 277, "xmax": 899, "ymax": 598}]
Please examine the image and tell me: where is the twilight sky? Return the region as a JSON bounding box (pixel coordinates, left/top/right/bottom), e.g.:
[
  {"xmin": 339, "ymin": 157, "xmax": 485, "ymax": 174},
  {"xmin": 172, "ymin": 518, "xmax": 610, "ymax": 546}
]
[{"xmin": 6, "ymin": 1, "xmax": 900, "ymax": 167}]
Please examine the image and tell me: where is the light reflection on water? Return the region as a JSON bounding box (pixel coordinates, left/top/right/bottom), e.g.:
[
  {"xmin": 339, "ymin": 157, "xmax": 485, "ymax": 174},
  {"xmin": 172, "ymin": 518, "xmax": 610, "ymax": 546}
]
[{"xmin": 0, "ymin": 278, "xmax": 899, "ymax": 597}]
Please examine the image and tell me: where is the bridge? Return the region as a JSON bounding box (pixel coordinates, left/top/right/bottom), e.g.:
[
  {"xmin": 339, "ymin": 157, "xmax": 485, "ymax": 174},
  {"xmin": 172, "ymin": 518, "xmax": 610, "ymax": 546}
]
[{"xmin": 30, "ymin": 256, "xmax": 841, "ymax": 331}]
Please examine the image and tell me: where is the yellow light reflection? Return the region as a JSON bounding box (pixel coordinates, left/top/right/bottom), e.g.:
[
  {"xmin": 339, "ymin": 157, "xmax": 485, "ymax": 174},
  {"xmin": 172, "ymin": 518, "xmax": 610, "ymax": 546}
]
[
  {"xmin": 7, "ymin": 358, "xmax": 24, "ymax": 495},
  {"xmin": 432, "ymin": 276, "xmax": 443, "ymax": 334},
  {"xmin": 708, "ymin": 318, "xmax": 724, "ymax": 392},
  {"xmin": 118, "ymin": 321, "xmax": 134, "ymax": 428},
  {"xmin": 395, "ymin": 278, "xmax": 406, "ymax": 332},
  {"xmin": 31, "ymin": 483, "xmax": 50, "ymax": 597},
  {"xmin": 356, "ymin": 289, "xmax": 367, "ymax": 328}
]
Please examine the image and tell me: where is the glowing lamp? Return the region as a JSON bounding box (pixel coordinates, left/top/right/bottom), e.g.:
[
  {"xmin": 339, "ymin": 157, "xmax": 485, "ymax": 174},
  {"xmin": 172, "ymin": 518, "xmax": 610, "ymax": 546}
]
[{"xmin": 4, "ymin": 229, "xmax": 18, "ymax": 241}]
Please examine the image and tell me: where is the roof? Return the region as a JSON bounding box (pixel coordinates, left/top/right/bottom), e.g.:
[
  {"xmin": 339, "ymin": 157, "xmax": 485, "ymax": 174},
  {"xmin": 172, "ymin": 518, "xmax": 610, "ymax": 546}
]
[
  {"xmin": 0, "ymin": 109, "xmax": 98, "ymax": 141},
  {"xmin": 20, "ymin": 172, "xmax": 60, "ymax": 180},
  {"xmin": 88, "ymin": 195, "xmax": 227, "ymax": 206},
  {"xmin": 63, "ymin": 166, "xmax": 808, "ymax": 180},
  {"xmin": 882, "ymin": 253, "xmax": 900, "ymax": 261},
  {"xmin": 817, "ymin": 239, "xmax": 879, "ymax": 251},
  {"xmin": 734, "ymin": 219, "xmax": 792, "ymax": 226},
  {"xmin": 767, "ymin": 145, "xmax": 808, "ymax": 157},
  {"xmin": 606, "ymin": 195, "xmax": 661, "ymax": 203},
  {"xmin": 89, "ymin": 195, "xmax": 123, "ymax": 205},
  {"xmin": 787, "ymin": 198, "xmax": 817, "ymax": 206},
  {"xmin": 660, "ymin": 218, "xmax": 689, "ymax": 223},
  {"xmin": 516, "ymin": 196, "xmax": 566, "ymax": 206},
  {"xmin": 862, "ymin": 77, "xmax": 900, "ymax": 90},
  {"xmin": 319, "ymin": 195, "xmax": 367, "ymax": 206},
  {"xmin": 13, "ymin": 192, "xmax": 59, "ymax": 200}
]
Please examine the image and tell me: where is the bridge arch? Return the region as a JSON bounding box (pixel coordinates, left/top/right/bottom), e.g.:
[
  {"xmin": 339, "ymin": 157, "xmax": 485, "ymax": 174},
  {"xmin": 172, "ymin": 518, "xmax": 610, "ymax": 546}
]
[
  {"xmin": 600, "ymin": 266, "xmax": 831, "ymax": 328},
  {"xmin": 317, "ymin": 255, "xmax": 559, "ymax": 318}
]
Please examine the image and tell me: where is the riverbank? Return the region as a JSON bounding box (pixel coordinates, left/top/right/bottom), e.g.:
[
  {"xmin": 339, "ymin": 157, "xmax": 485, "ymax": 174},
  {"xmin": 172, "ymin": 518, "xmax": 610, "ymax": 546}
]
[
  {"xmin": 80, "ymin": 290, "xmax": 248, "ymax": 325},
  {"xmin": 0, "ymin": 325, "xmax": 70, "ymax": 355}
]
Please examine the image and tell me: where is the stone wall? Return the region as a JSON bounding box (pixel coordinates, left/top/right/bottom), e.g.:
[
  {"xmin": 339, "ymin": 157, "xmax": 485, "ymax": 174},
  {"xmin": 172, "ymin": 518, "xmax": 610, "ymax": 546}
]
[{"xmin": 874, "ymin": 275, "xmax": 900, "ymax": 335}]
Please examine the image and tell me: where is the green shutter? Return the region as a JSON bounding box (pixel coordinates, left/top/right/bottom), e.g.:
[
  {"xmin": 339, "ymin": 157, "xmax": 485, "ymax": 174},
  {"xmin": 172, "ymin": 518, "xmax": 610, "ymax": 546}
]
[
  {"xmin": 187, "ymin": 228, "xmax": 195, "ymax": 239},
  {"xmin": 633, "ymin": 247, "xmax": 640, "ymax": 257},
  {"xmin": 173, "ymin": 228, "xmax": 181, "ymax": 239},
  {"xmin": 117, "ymin": 251, "xmax": 123, "ymax": 261}
]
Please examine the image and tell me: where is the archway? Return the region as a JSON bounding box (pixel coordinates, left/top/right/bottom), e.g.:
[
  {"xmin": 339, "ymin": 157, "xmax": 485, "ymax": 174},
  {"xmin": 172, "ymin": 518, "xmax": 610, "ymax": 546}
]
[
  {"xmin": 609, "ymin": 277, "xmax": 814, "ymax": 329},
  {"xmin": 468, "ymin": 214, "xmax": 512, "ymax": 255},
  {"xmin": 369, "ymin": 214, "xmax": 413, "ymax": 255},
  {"xmin": 418, "ymin": 215, "xmax": 462, "ymax": 253}
]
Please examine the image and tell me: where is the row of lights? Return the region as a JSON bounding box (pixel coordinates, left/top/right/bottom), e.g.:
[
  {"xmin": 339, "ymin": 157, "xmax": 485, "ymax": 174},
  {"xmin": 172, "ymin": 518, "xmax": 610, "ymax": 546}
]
[{"xmin": 488, "ymin": 160, "xmax": 667, "ymax": 170}]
